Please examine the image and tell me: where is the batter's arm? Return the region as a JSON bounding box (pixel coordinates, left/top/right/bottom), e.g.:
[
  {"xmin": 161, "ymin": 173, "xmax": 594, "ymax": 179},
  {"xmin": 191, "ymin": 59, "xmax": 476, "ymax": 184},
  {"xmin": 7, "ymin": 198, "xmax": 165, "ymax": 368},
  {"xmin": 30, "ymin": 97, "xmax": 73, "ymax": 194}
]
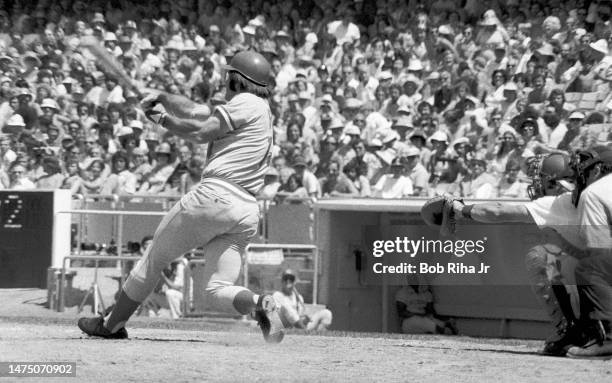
[
  {"xmin": 459, "ymin": 202, "xmax": 535, "ymax": 224},
  {"xmin": 156, "ymin": 92, "xmax": 211, "ymax": 119},
  {"xmin": 161, "ymin": 114, "xmax": 227, "ymax": 144}
]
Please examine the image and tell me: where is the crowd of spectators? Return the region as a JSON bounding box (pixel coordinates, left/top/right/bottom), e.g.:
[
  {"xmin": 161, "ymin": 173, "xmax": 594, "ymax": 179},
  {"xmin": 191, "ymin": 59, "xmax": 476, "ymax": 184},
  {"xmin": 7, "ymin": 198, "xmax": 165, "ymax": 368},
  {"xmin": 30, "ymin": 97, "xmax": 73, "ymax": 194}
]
[{"xmin": 1, "ymin": 0, "xmax": 612, "ymax": 202}]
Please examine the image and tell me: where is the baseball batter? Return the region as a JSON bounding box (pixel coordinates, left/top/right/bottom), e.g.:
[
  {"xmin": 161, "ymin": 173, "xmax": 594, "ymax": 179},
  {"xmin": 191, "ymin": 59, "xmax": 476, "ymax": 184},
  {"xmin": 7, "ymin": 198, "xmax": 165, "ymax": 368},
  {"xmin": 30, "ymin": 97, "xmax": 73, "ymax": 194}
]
[
  {"xmin": 78, "ymin": 51, "xmax": 285, "ymax": 343},
  {"xmin": 421, "ymin": 153, "xmax": 586, "ymax": 356}
]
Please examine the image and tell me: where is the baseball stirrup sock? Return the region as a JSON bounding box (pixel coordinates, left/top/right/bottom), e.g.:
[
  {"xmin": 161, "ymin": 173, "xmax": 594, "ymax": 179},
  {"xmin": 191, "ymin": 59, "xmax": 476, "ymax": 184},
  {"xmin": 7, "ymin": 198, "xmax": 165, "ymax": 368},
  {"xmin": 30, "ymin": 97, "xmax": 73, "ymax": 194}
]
[{"xmin": 104, "ymin": 290, "xmax": 140, "ymax": 333}]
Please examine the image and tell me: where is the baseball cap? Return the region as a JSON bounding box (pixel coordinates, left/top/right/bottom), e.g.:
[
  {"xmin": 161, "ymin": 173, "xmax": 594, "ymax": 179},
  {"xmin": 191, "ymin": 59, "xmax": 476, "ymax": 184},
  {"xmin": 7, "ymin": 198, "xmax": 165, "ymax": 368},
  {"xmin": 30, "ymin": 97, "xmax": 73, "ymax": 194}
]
[
  {"xmin": 330, "ymin": 119, "xmax": 345, "ymax": 130},
  {"xmin": 321, "ymin": 94, "xmax": 333, "ymax": 104},
  {"xmin": 40, "ymin": 98, "xmax": 59, "ymax": 110},
  {"xmin": 265, "ymin": 167, "xmax": 279, "ymax": 177},
  {"xmin": 282, "ymin": 269, "xmax": 296, "ymax": 281},
  {"xmin": 344, "ymin": 124, "xmax": 361, "ymax": 136},
  {"xmin": 569, "ymin": 111, "xmax": 585, "ymax": 120},
  {"xmin": 452, "ymin": 137, "xmax": 470, "ymax": 148},
  {"xmin": 377, "ymin": 71, "xmax": 393, "ymax": 81},
  {"xmin": 155, "ymin": 142, "xmax": 172, "ymax": 154},
  {"xmin": 293, "ymin": 156, "xmax": 308, "ymax": 167},
  {"xmin": 393, "ymin": 116, "xmax": 413, "ymax": 129},
  {"xmin": 398, "ymin": 145, "xmax": 420, "ymax": 158},
  {"xmin": 130, "ymin": 120, "xmax": 144, "ymax": 130},
  {"xmin": 382, "ymin": 129, "xmax": 400, "ymax": 144},
  {"xmin": 397, "ymin": 105, "xmax": 411, "ymax": 115},
  {"xmin": 344, "ymin": 98, "xmax": 362, "ymax": 109},
  {"xmin": 429, "ymin": 131, "xmax": 449, "ymax": 144}
]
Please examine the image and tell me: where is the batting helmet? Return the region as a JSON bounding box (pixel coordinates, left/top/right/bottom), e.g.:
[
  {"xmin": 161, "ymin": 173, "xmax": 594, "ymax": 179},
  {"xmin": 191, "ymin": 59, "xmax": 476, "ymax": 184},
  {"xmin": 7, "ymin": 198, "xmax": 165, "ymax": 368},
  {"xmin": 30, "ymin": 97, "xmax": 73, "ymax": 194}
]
[{"xmin": 222, "ymin": 50, "xmax": 271, "ymax": 87}]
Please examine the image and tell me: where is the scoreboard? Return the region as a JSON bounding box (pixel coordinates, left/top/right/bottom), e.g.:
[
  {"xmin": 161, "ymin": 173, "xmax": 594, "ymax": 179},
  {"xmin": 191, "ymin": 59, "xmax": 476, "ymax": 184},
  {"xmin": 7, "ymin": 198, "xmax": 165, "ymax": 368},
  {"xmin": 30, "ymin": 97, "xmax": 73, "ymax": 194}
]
[{"xmin": 0, "ymin": 190, "xmax": 71, "ymax": 288}]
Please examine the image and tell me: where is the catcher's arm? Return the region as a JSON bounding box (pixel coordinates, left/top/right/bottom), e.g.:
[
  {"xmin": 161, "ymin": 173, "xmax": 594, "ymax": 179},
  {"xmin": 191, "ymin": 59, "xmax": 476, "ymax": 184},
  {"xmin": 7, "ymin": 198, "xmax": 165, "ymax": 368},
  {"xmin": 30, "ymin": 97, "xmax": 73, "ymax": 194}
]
[{"xmin": 458, "ymin": 202, "xmax": 534, "ymax": 224}]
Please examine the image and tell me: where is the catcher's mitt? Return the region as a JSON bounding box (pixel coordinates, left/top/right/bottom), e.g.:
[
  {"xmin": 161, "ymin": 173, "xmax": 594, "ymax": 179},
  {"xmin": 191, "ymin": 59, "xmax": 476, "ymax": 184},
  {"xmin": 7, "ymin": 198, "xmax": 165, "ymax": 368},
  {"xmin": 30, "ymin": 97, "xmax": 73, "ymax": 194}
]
[{"xmin": 420, "ymin": 195, "xmax": 464, "ymax": 236}]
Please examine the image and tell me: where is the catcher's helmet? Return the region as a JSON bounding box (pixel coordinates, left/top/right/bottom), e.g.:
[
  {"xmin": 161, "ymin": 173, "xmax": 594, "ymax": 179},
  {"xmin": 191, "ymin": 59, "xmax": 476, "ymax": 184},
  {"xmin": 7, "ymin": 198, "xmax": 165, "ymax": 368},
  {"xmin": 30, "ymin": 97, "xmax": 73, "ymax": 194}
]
[
  {"xmin": 222, "ymin": 50, "xmax": 271, "ymax": 87},
  {"xmin": 569, "ymin": 145, "xmax": 612, "ymax": 206},
  {"xmin": 527, "ymin": 153, "xmax": 574, "ymax": 200},
  {"xmin": 541, "ymin": 153, "xmax": 574, "ymax": 179}
]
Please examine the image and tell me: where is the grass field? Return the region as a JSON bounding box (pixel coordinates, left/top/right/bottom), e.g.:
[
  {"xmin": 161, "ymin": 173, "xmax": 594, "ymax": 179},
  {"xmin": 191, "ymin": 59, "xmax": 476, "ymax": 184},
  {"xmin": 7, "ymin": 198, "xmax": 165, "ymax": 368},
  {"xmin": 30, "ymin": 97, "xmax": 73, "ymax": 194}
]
[{"xmin": 1, "ymin": 289, "xmax": 611, "ymax": 383}]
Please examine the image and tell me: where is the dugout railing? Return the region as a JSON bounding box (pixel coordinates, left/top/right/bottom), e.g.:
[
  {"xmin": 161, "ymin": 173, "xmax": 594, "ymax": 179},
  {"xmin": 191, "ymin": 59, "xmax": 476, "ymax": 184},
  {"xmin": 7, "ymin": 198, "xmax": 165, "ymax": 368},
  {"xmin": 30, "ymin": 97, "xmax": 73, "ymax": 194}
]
[
  {"xmin": 71, "ymin": 194, "xmax": 315, "ymax": 245},
  {"xmin": 55, "ymin": 205, "xmax": 320, "ymax": 317}
]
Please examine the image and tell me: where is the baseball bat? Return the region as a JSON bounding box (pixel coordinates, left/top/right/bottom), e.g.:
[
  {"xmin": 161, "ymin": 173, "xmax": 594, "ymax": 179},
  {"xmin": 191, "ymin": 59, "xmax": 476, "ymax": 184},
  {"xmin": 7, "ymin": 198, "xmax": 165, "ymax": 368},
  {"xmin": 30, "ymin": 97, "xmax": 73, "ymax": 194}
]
[{"xmin": 79, "ymin": 36, "xmax": 143, "ymax": 98}]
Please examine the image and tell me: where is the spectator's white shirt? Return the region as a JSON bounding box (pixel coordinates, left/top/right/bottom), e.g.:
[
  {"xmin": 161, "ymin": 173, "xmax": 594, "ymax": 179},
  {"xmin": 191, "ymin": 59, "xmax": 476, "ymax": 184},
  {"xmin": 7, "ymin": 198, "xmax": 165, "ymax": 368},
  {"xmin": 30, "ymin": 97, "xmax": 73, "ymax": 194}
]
[
  {"xmin": 9, "ymin": 178, "xmax": 35, "ymax": 190},
  {"xmin": 259, "ymin": 181, "xmax": 280, "ymax": 200},
  {"xmin": 1, "ymin": 149, "xmax": 16, "ymax": 169},
  {"xmin": 362, "ymin": 152, "xmax": 383, "ymax": 181},
  {"xmin": 373, "ymin": 174, "xmax": 413, "ymax": 198},
  {"xmin": 102, "ymin": 170, "xmax": 137, "ymax": 195},
  {"xmin": 301, "ymin": 170, "xmax": 321, "ymax": 197},
  {"xmin": 362, "ymin": 112, "xmax": 391, "ymax": 145},
  {"xmin": 358, "ymin": 77, "xmax": 379, "ymax": 101},
  {"xmin": 497, "ymin": 179, "xmax": 528, "ymax": 199},
  {"xmin": 140, "ymin": 53, "xmax": 163, "ymax": 76},
  {"xmin": 397, "ymin": 93, "xmax": 422, "ymax": 110},
  {"xmin": 172, "ymin": 258, "xmax": 187, "ymax": 290},
  {"xmin": 275, "ymin": 64, "xmax": 297, "ymax": 93},
  {"xmin": 408, "ymin": 163, "xmax": 429, "ymax": 195},
  {"xmin": 273, "ymin": 290, "xmax": 304, "ymax": 327},
  {"xmin": 84, "ymin": 86, "xmax": 105, "ymax": 107},
  {"xmin": 106, "ymin": 85, "xmax": 126, "ymax": 105},
  {"xmin": 547, "ymin": 123, "xmax": 571, "ymax": 149},
  {"xmin": 327, "ymin": 20, "xmax": 360, "ymax": 45}
]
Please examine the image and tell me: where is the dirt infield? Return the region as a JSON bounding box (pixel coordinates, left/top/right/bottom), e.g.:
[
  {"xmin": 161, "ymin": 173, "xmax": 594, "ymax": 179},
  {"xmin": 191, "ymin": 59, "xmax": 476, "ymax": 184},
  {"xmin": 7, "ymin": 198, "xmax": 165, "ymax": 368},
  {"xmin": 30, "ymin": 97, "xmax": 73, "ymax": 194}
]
[{"xmin": 1, "ymin": 289, "xmax": 611, "ymax": 383}]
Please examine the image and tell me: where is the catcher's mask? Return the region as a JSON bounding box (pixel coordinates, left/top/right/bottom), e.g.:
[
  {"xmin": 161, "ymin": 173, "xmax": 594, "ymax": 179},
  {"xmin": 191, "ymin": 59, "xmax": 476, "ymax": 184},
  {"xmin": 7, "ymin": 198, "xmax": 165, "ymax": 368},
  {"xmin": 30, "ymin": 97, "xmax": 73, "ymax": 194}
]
[
  {"xmin": 527, "ymin": 153, "xmax": 574, "ymax": 200},
  {"xmin": 569, "ymin": 147, "xmax": 612, "ymax": 207}
]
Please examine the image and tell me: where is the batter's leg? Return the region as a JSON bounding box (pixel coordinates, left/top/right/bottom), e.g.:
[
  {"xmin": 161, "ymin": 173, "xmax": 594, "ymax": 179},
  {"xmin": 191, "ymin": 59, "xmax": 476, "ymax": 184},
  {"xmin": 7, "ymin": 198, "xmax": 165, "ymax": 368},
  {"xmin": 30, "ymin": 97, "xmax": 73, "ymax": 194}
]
[
  {"xmin": 88, "ymin": 202, "xmax": 204, "ymax": 334},
  {"xmin": 200, "ymin": 235, "xmax": 257, "ymax": 315},
  {"xmin": 200, "ymin": 235, "xmax": 285, "ymax": 342}
]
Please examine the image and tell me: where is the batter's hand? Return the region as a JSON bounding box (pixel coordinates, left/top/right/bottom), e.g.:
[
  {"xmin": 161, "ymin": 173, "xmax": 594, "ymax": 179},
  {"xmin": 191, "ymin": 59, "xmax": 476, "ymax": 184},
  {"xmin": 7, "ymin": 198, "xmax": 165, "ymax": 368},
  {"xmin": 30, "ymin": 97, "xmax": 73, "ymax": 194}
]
[
  {"xmin": 144, "ymin": 103, "xmax": 167, "ymax": 125},
  {"xmin": 140, "ymin": 91, "xmax": 161, "ymax": 111}
]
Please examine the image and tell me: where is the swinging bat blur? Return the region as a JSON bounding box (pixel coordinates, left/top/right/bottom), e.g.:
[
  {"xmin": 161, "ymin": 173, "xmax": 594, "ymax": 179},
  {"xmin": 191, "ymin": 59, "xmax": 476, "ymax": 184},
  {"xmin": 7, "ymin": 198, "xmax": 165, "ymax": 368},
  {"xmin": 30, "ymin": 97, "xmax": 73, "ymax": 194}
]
[{"xmin": 79, "ymin": 36, "xmax": 143, "ymax": 98}]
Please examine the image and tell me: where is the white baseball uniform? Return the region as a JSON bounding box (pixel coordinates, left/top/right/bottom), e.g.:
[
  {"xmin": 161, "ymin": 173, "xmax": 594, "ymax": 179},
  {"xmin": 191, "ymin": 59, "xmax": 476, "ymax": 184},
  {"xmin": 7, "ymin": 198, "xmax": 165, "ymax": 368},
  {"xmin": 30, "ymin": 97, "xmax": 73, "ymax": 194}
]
[{"xmin": 124, "ymin": 92, "xmax": 273, "ymax": 314}]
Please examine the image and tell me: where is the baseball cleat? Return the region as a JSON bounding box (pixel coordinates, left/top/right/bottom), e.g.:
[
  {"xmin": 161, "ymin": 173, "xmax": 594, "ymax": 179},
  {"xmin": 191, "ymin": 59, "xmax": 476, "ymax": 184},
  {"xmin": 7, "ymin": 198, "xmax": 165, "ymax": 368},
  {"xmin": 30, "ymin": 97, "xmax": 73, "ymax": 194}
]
[
  {"xmin": 78, "ymin": 316, "xmax": 128, "ymax": 339},
  {"xmin": 566, "ymin": 320, "xmax": 612, "ymax": 359},
  {"xmin": 254, "ymin": 295, "xmax": 285, "ymax": 343},
  {"xmin": 567, "ymin": 340, "xmax": 612, "ymax": 359},
  {"xmin": 540, "ymin": 325, "xmax": 587, "ymax": 357}
]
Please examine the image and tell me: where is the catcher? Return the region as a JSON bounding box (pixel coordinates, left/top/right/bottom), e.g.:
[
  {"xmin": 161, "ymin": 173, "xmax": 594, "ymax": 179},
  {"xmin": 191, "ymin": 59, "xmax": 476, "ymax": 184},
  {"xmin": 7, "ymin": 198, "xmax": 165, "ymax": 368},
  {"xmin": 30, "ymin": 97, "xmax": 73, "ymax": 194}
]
[{"xmin": 421, "ymin": 153, "xmax": 585, "ymax": 356}]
